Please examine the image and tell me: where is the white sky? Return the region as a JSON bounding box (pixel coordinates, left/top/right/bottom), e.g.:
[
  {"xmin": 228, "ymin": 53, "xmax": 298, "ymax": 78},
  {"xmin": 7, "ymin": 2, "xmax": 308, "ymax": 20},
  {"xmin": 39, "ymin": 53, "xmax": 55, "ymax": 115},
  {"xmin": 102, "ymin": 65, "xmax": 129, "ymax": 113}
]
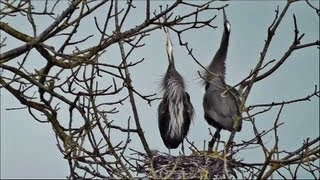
[{"xmin": 1, "ymin": 1, "xmax": 319, "ymax": 178}]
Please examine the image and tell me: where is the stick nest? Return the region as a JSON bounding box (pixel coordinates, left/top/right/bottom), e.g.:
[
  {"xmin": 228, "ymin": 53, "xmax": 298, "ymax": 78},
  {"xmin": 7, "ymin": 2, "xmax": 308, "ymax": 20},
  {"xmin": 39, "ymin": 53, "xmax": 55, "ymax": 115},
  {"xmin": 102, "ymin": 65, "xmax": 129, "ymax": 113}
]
[{"xmin": 139, "ymin": 151, "xmax": 236, "ymax": 179}]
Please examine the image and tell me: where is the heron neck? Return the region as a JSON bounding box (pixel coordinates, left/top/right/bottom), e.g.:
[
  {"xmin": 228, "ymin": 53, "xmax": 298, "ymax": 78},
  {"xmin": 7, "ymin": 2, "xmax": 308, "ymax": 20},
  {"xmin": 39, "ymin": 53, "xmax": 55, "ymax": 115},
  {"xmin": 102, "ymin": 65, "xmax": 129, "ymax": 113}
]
[
  {"xmin": 209, "ymin": 29, "xmax": 229, "ymax": 78},
  {"xmin": 168, "ymin": 54, "xmax": 175, "ymax": 67},
  {"xmin": 219, "ymin": 29, "xmax": 230, "ymax": 55},
  {"xmin": 168, "ymin": 61, "xmax": 176, "ymax": 71}
]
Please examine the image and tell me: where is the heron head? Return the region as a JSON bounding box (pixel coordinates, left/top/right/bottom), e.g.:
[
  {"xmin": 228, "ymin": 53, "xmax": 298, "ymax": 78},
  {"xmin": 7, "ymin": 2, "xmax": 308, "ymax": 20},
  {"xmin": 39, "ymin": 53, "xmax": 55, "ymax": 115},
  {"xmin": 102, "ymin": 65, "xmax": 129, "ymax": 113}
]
[
  {"xmin": 222, "ymin": 8, "xmax": 231, "ymax": 33},
  {"xmin": 164, "ymin": 27, "xmax": 174, "ymax": 63}
]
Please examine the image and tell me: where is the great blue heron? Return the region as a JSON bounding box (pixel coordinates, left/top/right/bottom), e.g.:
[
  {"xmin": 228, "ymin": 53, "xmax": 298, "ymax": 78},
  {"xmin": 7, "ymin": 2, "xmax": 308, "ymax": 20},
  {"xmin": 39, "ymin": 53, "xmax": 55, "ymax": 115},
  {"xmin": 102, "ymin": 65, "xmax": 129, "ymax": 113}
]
[
  {"xmin": 158, "ymin": 27, "xmax": 194, "ymax": 150},
  {"xmin": 203, "ymin": 9, "xmax": 242, "ymax": 150}
]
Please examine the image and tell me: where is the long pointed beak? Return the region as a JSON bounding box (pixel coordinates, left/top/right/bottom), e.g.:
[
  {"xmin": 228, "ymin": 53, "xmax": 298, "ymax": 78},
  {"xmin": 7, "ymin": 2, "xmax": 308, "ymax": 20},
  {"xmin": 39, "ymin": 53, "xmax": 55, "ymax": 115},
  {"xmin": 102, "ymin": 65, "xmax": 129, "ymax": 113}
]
[
  {"xmin": 222, "ymin": 8, "xmax": 231, "ymax": 32},
  {"xmin": 164, "ymin": 27, "xmax": 172, "ymax": 47},
  {"xmin": 222, "ymin": 8, "xmax": 228, "ymax": 23},
  {"xmin": 163, "ymin": 27, "xmax": 174, "ymax": 62}
]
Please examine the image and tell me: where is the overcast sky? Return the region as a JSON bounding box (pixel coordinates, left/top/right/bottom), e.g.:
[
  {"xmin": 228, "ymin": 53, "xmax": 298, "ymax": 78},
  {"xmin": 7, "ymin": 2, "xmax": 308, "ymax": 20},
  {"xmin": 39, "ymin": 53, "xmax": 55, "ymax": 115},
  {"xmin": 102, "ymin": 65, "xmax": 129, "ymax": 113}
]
[{"xmin": 1, "ymin": 1, "xmax": 319, "ymax": 178}]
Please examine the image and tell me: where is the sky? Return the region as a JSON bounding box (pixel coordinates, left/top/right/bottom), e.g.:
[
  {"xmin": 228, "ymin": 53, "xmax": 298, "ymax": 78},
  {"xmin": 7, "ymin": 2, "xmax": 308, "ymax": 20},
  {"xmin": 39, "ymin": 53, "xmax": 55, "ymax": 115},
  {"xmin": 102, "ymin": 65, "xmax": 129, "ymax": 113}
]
[{"xmin": 1, "ymin": 0, "xmax": 319, "ymax": 178}]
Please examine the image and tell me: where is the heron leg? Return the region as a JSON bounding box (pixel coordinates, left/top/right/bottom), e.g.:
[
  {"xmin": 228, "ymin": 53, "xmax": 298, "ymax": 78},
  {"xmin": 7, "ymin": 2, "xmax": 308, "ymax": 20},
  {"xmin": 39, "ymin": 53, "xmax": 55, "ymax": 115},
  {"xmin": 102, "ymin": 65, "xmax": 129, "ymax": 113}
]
[
  {"xmin": 215, "ymin": 132, "xmax": 221, "ymax": 152},
  {"xmin": 181, "ymin": 140, "xmax": 185, "ymax": 156},
  {"xmin": 208, "ymin": 128, "xmax": 221, "ymax": 152},
  {"xmin": 226, "ymin": 130, "xmax": 236, "ymax": 149},
  {"xmin": 168, "ymin": 148, "xmax": 171, "ymax": 156}
]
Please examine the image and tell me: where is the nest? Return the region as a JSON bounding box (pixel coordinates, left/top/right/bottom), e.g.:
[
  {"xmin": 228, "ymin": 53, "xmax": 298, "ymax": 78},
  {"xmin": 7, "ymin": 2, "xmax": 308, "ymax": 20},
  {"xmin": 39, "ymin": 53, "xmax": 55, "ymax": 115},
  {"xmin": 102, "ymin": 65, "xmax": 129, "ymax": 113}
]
[{"xmin": 140, "ymin": 151, "xmax": 236, "ymax": 179}]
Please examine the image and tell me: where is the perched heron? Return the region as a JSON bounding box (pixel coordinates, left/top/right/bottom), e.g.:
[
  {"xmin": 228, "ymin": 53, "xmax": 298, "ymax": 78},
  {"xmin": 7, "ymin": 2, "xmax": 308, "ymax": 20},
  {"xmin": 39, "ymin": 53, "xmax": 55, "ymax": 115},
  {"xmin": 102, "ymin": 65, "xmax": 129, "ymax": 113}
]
[
  {"xmin": 158, "ymin": 27, "xmax": 194, "ymax": 150},
  {"xmin": 203, "ymin": 9, "xmax": 242, "ymax": 150}
]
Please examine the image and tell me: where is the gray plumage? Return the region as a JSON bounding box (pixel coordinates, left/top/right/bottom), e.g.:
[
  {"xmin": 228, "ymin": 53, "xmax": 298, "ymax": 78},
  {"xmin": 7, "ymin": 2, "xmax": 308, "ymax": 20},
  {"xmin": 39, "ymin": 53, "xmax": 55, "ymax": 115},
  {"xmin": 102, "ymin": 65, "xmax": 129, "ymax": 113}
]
[
  {"xmin": 203, "ymin": 82, "xmax": 242, "ymax": 132},
  {"xmin": 158, "ymin": 27, "xmax": 194, "ymax": 149},
  {"xmin": 203, "ymin": 9, "xmax": 242, "ymax": 148}
]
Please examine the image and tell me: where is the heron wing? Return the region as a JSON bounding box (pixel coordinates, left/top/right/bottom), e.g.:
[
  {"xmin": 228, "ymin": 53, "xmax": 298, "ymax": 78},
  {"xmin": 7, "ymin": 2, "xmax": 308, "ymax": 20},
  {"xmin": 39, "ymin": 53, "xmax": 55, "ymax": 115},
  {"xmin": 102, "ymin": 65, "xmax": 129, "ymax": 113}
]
[
  {"xmin": 203, "ymin": 84, "xmax": 242, "ymax": 131},
  {"xmin": 182, "ymin": 92, "xmax": 194, "ymax": 137},
  {"xmin": 158, "ymin": 99, "xmax": 169, "ymax": 140}
]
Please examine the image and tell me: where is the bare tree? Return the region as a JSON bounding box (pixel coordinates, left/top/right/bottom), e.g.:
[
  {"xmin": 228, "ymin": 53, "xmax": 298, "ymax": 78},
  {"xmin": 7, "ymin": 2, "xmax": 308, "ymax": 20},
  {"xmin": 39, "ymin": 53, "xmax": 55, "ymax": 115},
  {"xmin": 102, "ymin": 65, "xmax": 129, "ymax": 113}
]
[{"xmin": 0, "ymin": 0, "xmax": 319, "ymax": 179}]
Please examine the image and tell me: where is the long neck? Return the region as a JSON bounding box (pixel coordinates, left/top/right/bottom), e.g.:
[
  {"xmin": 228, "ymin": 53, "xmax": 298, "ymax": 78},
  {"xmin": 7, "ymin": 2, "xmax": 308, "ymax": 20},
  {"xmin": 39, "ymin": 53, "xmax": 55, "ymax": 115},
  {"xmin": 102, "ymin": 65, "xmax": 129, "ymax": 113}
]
[
  {"xmin": 209, "ymin": 28, "xmax": 230, "ymax": 79},
  {"xmin": 163, "ymin": 60, "xmax": 183, "ymax": 91},
  {"xmin": 218, "ymin": 28, "xmax": 230, "ymax": 56},
  {"xmin": 166, "ymin": 58, "xmax": 176, "ymax": 76},
  {"xmin": 167, "ymin": 51, "xmax": 175, "ymax": 67}
]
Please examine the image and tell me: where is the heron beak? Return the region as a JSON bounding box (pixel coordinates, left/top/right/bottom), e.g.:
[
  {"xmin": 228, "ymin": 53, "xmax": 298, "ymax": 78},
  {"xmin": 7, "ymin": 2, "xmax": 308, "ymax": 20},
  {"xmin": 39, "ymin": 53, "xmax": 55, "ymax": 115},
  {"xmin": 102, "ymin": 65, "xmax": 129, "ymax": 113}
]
[
  {"xmin": 222, "ymin": 8, "xmax": 227, "ymax": 23},
  {"xmin": 164, "ymin": 27, "xmax": 174, "ymax": 63},
  {"xmin": 222, "ymin": 8, "xmax": 231, "ymax": 32},
  {"xmin": 164, "ymin": 27, "xmax": 170, "ymax": 44}
]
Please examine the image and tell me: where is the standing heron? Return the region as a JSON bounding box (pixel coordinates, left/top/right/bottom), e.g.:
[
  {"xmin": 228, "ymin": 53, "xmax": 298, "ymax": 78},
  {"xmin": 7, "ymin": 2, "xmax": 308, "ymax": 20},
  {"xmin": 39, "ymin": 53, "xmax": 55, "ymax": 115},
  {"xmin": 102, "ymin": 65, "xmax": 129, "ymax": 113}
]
[
  {"xmin": 203, "ymin": 9, "xmax": 242, "ymax": 150},
  {"xmin": 158, "ymin": 27, "xmax": 194, "ymax": 150}
]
